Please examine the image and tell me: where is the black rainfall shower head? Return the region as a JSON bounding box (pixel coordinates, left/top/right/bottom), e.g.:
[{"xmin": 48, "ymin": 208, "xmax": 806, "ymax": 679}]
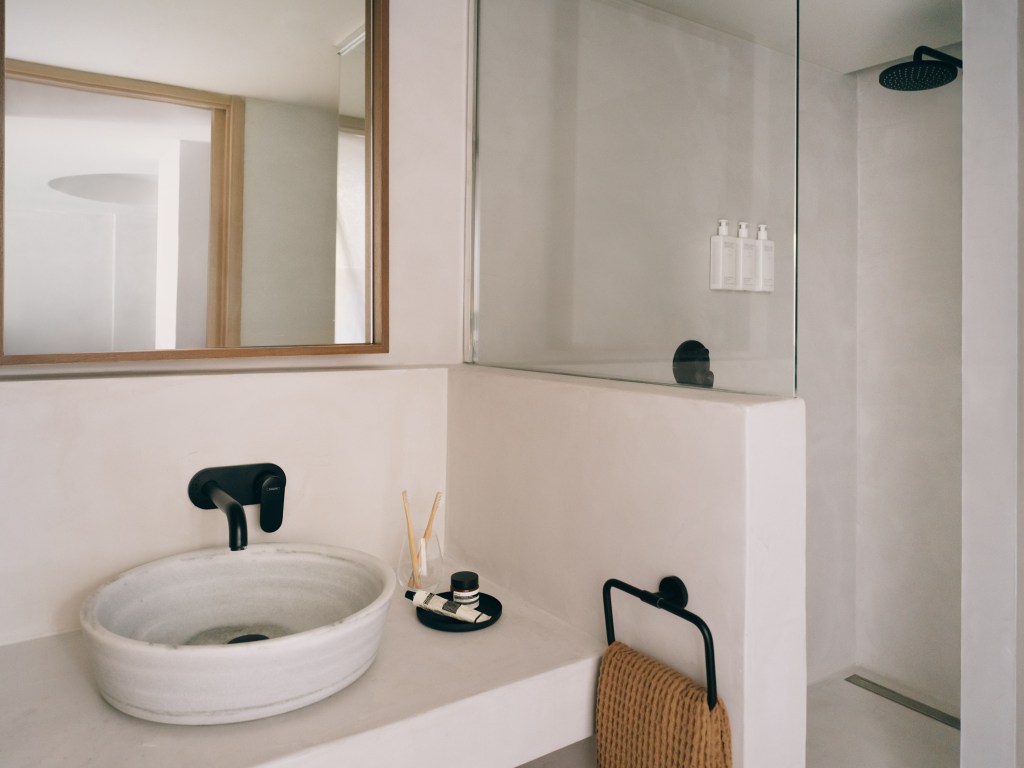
[{"xmin": 879, "ymin": 46, "xmax": 962, "ymax": 91}]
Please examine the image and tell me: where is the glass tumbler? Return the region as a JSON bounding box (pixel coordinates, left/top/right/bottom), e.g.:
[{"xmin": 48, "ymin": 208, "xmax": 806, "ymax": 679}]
[{"xmin": 397, "ymin": 534, "xmax": 446, "ymax": 593}]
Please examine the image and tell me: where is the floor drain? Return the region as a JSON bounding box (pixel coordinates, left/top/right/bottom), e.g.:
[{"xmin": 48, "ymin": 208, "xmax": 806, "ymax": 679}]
[
  {"xmin": 228, "ymin": 633, "xmax": 269, "ymax": 644},
  {"xmin": 845, "ymin": 674, "xmax": 960, "ymax": 730}
]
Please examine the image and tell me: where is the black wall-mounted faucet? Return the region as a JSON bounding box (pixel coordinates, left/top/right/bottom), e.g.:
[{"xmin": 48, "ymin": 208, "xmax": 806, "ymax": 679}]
[
  {"xmin": 202, "ymin": 480, "xmax": 249, "ymax": 551},
  {"xmin": 188, "ymin": 463, "xmax": 287, "ymax": 551}
]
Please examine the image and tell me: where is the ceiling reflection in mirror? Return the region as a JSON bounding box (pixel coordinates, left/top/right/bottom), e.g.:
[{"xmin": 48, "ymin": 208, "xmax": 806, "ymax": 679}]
[{"xmin": 2, "ymin": 0, "xmax": 388, "ymax": 363}]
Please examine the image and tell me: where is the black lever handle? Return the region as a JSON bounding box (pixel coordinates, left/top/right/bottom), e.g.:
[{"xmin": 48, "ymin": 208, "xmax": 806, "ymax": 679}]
[{"xmin": 257, "ymin": 472, "xmax": 286, "ymax": 533}]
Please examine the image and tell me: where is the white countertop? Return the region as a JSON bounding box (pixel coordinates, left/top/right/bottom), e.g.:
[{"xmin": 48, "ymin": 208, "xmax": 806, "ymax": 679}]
[{"xmin": 0, "ymin": 586, "xmax": 604, "ymax": 767}]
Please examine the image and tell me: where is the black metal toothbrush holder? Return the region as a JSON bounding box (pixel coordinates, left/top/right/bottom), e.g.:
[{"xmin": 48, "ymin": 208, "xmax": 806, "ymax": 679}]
[{"xmin": 602, "ymin": 576, "xmax": 718, "ymax": 711}]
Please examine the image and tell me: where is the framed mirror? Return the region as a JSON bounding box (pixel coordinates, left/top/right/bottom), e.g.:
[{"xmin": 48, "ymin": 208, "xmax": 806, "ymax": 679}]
[{"xmin": 1, "ymin": 0, "xmax": 388, "ymax": 365}]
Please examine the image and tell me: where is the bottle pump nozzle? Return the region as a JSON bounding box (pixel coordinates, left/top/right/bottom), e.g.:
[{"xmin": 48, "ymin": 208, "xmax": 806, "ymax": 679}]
[
  {"xmin": 757, "ymin": 224, "xmax": 768, "ymax": 240},
  {"xmin": 717, "ymin": 219, "xmax": 729, "ymax": 235}
]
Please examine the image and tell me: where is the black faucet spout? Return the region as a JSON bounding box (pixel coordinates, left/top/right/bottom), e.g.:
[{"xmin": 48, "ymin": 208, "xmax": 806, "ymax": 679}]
[
  {"xmin": 202, "ymin": 481, "xmax": 248, "ymax": 551},
  {"xmin": 188, "ymin": 464, "xmax": 286, "ymax": 551}
]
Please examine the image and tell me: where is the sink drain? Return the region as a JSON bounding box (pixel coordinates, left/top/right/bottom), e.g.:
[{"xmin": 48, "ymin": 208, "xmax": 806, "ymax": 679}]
[
  {"xmin": 185, "ymin": 623, "xmax": 291, "ymax": 645},
  {"xmin": 227, "ymin": 633, "xmax": 269, "ymax": 644}
]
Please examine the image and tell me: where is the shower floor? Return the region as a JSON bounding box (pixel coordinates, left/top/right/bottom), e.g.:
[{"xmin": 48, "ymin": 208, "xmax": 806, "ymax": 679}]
[
  {"xmin": 524, "ymin": 672, "xmax": 961, "ymax": 767},
  {"xmin": 808, "ymin": 674, "xmax": 959, "ymax": 768}
]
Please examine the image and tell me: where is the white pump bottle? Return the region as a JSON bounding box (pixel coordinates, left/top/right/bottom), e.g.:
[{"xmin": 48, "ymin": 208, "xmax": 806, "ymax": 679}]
[
  {"xmin": 755, "ymin": 224, "xmax": 774, "ymax": 292},
  {"xmin": 737, "ymin": 221, "xmax": 757, "ymax": 291},
  {"xmin": 710, "ymin": 219, "xmax": 739, "ymax": 290}
]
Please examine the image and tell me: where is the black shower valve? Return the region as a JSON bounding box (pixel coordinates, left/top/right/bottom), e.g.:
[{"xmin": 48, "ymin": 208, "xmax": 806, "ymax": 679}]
[{"xmin": 672, "ymin": 340, "xmax": 714, "ymax": 388}]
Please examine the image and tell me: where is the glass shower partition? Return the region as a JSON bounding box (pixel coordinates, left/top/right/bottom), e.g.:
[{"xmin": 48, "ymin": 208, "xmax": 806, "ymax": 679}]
[{"xmin": 470, "ymin": 0, "xmax": 798, "ymax": 397}]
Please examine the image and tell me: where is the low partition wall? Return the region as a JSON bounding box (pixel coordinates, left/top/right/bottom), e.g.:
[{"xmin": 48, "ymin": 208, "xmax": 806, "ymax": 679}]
[{"xmin": 445, "ymin": 365, "xmax": 806, "ymax": 768}]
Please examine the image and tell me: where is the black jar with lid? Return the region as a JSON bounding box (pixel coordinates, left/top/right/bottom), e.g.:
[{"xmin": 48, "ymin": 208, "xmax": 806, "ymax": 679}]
[{"xmin": 450, "ymin": 571, "xmax": 480, "ymax": 610}]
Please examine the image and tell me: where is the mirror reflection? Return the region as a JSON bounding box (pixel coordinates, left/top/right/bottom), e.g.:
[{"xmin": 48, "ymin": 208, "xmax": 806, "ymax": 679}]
[{"xmin": 2, "ymin": 0, "xmax": 387, "ymax": 362}]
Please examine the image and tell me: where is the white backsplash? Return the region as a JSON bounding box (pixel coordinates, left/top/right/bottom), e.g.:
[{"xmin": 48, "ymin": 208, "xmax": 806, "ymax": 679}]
[{"xmin": 0, "ymin": 367, "xmax": 449, "ymax": 646}]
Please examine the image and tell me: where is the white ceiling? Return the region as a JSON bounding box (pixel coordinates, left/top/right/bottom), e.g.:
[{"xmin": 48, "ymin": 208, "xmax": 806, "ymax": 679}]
[
  {"xmin": 6, "ymin": 0, "xmax": 366, "ymax": 110},
  {"xmin": 7, "ymin": 0, "xmax": 963, "ymax": 98},
  {"xmin": 800, "ymin": 0, "xmax": 961, "ymax": 73},
  {"xmin": 5, "ymin": 1, "xmax": 370, "ymax": 221},
  {"xmin": 6, "ymin": 78, "xmax": 213, "ymax": 212},
  {"xmin": 635, "ymin": 0, "xmax": 960, "ymax": 73}
]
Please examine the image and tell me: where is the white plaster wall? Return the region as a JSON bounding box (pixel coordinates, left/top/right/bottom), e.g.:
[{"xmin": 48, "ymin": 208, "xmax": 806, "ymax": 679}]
[
  {"xmin": 445, "ymin": 366, "xmax": 806, "ymax": 768},
  {"xmin": 569, "ymin": 2, "xmax": 795, "ymax": 370},
  {"xmin": 0, "ymin": 0, "xmax": 472, "ymax": 644},
  {"xmin": 473, "ymin": 0, "xmax": 796, "ymax": 396},
  {"xmin": 242, "ymin": 99, "xmax": 339, "ymax": 347},
  {"xmin": 473, "ymin": 0, "xmax": 580, "ymax": 361},
  {"xmin": 854, "ymin": 55, "xmax": 963, "ymax": 712},
  {"xmin": 0, "ymin": 368, "xmax": 448, "ymax": 647},
  {"xmin": 110, "ymin": 213, "xmax": 158, "ymax": 351},
  {"xmin": 375, "ymin": 0, "xmax": 468, "ymax": 366},
  {"xmin": 3, "ymin": 210, "xmax": 116, "ymax": 355},
  {"xmin": 1018, "ymin": 4, "xmax": 1024, "ymax": 762},
  {"xmin": 796, "ymin": 60, "xmax": 859, "ymax": 684},
  {"xmin": 175, "ymin": 140, "xmax": 212, "ymax": 350},
  {"xmin": 960, "ymin": 0, "xmax": 1020, "ymax": 762}
]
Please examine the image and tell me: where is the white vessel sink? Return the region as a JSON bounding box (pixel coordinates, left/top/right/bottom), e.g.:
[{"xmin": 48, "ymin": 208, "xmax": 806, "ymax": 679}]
[{"xmin": 80, "ymin": 543, "xmax": 395, "ymax": 725}]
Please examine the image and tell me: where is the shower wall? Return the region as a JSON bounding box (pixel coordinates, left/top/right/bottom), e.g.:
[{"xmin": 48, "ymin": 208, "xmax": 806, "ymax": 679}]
[
  {"xmin": 798, "ymin": 59, "xmax": 859, "ymax": 683},
  {"xmin": 854, "ymin": 54, "xmax": 962, "ymax": 712},
  {"xmin": 800, "ymin": 52, "xmax": 962, "ymax": 712}
]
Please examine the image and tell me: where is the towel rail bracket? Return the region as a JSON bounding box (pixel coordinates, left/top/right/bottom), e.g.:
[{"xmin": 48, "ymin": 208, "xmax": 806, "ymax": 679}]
[{"xmin": 602, "ymin": 576, "xmax": 718, "ymax": 711}]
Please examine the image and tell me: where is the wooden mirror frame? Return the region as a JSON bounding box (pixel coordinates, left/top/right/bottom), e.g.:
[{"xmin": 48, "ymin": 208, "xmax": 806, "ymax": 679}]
[{"xmin": 0, "ymin": 0, "xmax": 388, "ymax": 366}]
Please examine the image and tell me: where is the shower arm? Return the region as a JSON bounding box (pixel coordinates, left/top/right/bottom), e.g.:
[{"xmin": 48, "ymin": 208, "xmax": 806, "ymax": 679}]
[{"xmin": 914, "ymin": 46, "xmax": 963, "ymax": 69}]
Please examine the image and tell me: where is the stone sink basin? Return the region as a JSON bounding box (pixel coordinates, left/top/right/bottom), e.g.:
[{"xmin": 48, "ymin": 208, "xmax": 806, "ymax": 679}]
[{"xmin": 80, "ymin": 543, "xmax": 396, "ymax": 725}]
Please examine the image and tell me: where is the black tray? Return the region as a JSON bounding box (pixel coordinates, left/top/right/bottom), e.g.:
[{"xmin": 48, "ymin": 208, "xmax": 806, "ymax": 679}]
[{"xmin": 415, "ymin": 591, "xmax": 502, "ymax": 632}]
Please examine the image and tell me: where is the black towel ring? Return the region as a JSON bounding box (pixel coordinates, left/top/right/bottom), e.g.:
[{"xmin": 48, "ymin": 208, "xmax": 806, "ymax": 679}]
[{"xmin": 602, "ymin": 576, "xmax": 718, "ymax": 711}]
